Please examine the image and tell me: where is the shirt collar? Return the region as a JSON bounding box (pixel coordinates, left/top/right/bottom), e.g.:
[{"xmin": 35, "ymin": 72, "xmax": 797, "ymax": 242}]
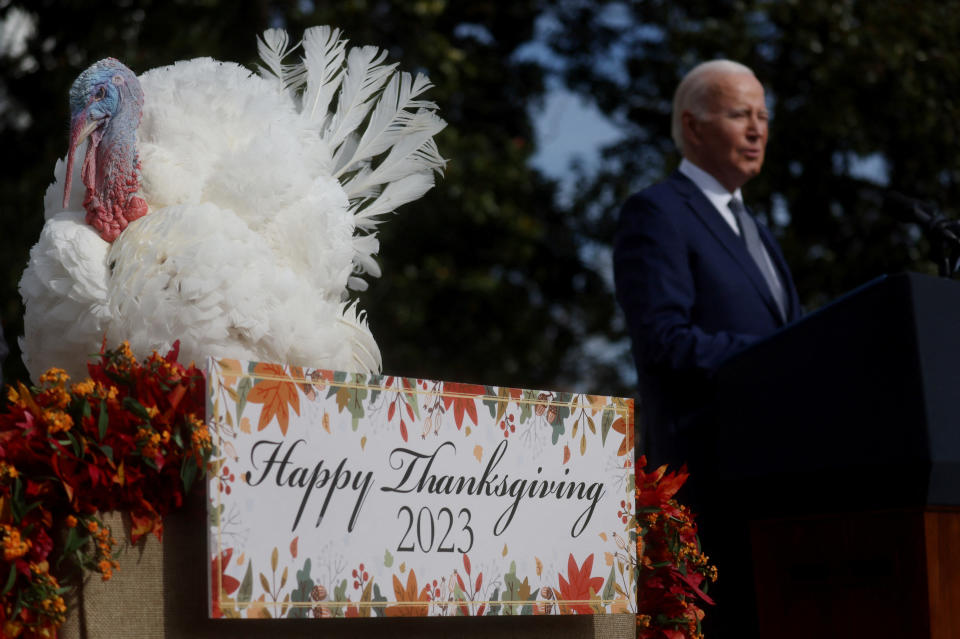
[{"xmin": 679, "ymin": 158, "xmax": 744, "ymax": 210}]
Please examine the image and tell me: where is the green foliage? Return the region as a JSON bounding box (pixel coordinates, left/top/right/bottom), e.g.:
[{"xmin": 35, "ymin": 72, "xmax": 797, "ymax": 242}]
[
  {"xmin": 547, "ymin": 0, "xmax": 958, "ymax": 318},
  {"xmin": 0, "ymin": 0, "xmax": 622, "ymax": 396},
  {"xmin": 287, "ymin": 558, "xmax": 314, "ymax": 619}
]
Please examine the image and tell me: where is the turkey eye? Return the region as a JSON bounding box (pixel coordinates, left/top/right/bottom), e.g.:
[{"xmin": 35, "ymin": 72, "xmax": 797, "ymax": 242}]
[{"xmin": 94, "ymin": 86, "xmax": 106, "ymax": 101}]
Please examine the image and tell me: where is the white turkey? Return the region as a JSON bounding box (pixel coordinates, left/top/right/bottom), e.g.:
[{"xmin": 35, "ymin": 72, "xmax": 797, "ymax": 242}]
[{"xmin": 19, "ymin": 27, "xmax": 446, "ymax": 382}]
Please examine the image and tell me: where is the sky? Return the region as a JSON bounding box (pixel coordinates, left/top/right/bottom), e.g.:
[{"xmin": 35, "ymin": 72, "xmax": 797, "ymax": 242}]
[{"xmin": 529, "ymin": 87, "xmax": 623, "ymax": 183}]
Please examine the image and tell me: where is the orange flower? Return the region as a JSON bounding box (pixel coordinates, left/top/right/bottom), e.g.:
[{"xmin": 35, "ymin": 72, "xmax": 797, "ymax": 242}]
[
  {"xmin": 97, "ymin": 559, "xmax": 114, "ymax": 580},
  {"xmin": 38, "ymin": 368, "xmax": 69, "ymax": 387},
  {"xmin": 46, "ymin": 410, "xmax": 73, "ymax": 434},
  {"xmin": 1, "ymin": 525, "xmax": 31, "ymax": 561},
  {"xmin": 65, "ymin": 516, "xmax": 78, "ymax": 528}
]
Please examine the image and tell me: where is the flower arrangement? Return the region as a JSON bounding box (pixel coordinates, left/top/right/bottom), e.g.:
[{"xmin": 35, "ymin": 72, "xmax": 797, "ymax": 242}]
[
  {"xmin": 635, "ymin": 456, "xmax": 717, "ymax": 639},
  {"xmin": 0, "ymin": 343, "xmax": 212, "ymax": 639}
]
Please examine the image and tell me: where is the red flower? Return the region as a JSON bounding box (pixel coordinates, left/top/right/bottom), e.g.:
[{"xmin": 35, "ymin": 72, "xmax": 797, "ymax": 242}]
[
  {"xmin": 553, "ymin": 553, "xmax": 604, "ymax": 614},
  {"xmin": 441, "ymin": 382, "xmax": 485, "ymax": 429}
]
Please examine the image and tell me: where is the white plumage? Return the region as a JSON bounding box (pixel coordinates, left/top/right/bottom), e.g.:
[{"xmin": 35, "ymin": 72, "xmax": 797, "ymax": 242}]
[{"xmin": 20, "ymin": 27, "xmax": 445, "ymax": 382}]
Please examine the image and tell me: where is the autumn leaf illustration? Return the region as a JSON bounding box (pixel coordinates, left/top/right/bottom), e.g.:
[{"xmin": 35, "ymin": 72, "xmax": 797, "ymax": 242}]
[
  {"xmin": 441, "ymin": 382, "xmax": 485, "ymax": 429},
  {"xmin": 211, "ymin": 548, "xmax": 241, "ymax": 618},
  {"xmin": 610, "ymin": 416, "xmax": 634, "ymax": 457},
  {"xmin": 246, "ymin": 363, "xmax": 301, "ymax": 435},
  {"xmin": 385, "ymin": 570, "xmax": 430, "ymax": 617},
  {"xmin": 217, "ymin": 358, "xmax": 243, "ymax": 389},
  {"xmin": 553, "ymin": 553, "xmax": 604, "ymax": 615}
]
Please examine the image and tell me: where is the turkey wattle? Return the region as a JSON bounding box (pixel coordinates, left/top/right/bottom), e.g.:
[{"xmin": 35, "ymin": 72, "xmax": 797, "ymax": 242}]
[{"xmin": 20, "ymin": 27, "xmax": 446, "ymax": 382}]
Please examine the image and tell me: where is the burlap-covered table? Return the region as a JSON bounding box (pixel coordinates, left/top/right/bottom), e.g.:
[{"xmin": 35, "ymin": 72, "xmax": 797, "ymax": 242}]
[{"xmin": 61, "ymin": 494, "xmax": 635, "ymax": 639}]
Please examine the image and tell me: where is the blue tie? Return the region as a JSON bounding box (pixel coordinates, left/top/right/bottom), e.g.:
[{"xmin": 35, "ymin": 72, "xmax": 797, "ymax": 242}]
[{"xmin": 729, "ymin": 197, "xmax": 786, "ymax": 321}]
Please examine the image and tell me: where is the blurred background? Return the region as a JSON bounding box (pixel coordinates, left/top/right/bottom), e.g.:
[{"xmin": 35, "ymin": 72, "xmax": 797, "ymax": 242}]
[{"xmin": 1, "ymin": 0, "xmax": 957, "ymax": 395}]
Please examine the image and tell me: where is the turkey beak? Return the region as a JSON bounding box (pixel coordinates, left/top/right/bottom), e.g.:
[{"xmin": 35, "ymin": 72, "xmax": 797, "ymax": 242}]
[{"xmin": 63, "ymin": 109, "xmax": 101, "ymax": 208}]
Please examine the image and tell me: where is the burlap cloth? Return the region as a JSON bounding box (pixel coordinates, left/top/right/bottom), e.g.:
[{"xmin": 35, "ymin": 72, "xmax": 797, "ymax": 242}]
[{"xmin": 61, "ymin": 493, "xmax": 635, "ymax": 639}]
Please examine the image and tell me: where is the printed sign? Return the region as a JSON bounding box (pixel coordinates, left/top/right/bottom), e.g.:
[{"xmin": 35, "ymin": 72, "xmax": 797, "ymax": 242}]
[{"xmin": 206, "ymin": 358, "xmax": 636, "ymax": 619}]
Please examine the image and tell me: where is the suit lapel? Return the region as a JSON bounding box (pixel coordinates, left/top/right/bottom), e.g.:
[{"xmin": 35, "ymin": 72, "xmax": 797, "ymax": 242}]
[{"xmin": 667, "ymin": 171, "xmax": 785, "ymax": 324}]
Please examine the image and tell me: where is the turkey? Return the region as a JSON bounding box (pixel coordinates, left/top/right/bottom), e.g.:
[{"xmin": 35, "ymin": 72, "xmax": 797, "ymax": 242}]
[{"xmin": 19, "ymin": 27, "xmax": 446, "ymax": 382}]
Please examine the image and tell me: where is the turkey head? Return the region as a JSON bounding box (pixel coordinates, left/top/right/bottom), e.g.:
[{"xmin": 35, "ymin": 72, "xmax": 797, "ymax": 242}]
[{"xmin": 64, "ymin": 58, "xmax": 148, "ymax": 242}]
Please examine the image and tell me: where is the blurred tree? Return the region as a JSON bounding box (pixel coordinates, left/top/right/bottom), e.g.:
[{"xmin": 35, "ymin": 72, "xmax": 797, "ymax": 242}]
[
  {"xmin": 547, "ymin": 0, "xmax": 960, "ymax": 316},
  {"xmin": 0, "ymin": 0, "xmax": 623, "ymax": 392}
]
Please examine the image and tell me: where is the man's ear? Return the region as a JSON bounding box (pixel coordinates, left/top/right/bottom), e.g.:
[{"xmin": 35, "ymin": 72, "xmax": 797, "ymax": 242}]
[{"xmin": 681, "ymin": 111, "xmax": 701, "ymax": 149}]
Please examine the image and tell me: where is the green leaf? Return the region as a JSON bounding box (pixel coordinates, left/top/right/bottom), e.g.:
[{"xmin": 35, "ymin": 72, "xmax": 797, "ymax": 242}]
[
  {"xmin": 482, "ymin": 385, "xmax": 499, "ymax": 418},
  {"xmin": 519, "ymin": 390, "xmax": 536, "ymax": 424},
  {"xmin": 288, "ymin": 558, "xmax": 314, "ymax": 618},
  {"xmin": 2, "ymin": 564, "xmax": 17, "ymax": 595},
  {"xmin": 65, "ymin": 430, "xmax": 83, "ymax": 457},
  {"xmin": 371, "ymin": 583, "xmax": 388, "ymax": 617},
  {"xmin": 237, "ymin": 561, "xmax": 253, "ymax": 608},
  {"xmin": 122, "ymin": 396, "xmax": 150, "ymax": 420},
  {"xmin": 63, "ymin": 527, "xmax": 87, "ymax": 555},
  {"xmin": 98, "ymin": 444, "xmax": 113, "ymax": 462},
  {"xmin": 209, "ymin": 503, "xmax": 224, "ymax": 528},
  {"xmin": 98, "ymin": 399, "xmax": 109, "ymax": 440},
  {"xmin": 550, "ymin": 419, "xmax": 564, "ymax": 445},
  {"xmin": 181, "ymin": 456, "xmax": 198, "ymax": 493},
  {"xmin": 485, "ymin": 587, "xmax": 501, "ymax": 615},
  {"xmin": 602, "ymin": 564, "xmax": 616, "ymax": 601},
  {"xmin": 383, "ymin": 548, "xmax": 394, "ymax": 568},
  {"xmin": 331, "ymin": 578, "xmax": 348, "ymax": 617},
  {"xmin": 600, "ymin": 410, "xmax": 614, "ymax": 446},
  {"xmin": 236, "ymin": 376, "xmax": 253, "ymax": 425}
]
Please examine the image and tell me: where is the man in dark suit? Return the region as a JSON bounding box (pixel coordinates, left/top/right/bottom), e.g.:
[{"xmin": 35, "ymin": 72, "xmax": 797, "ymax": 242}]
[
  {"xmin": 615, "ymin": 59, "xmax": 802, "ymax": 635},
  {"xmin": 615, "ymin": 59, "xmax": 801, "ymax": 479}
]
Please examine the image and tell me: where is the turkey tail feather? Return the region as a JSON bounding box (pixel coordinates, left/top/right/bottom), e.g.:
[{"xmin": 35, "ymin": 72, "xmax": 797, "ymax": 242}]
[
  {"xmin": 256, "ymin": 28, "xmax": 300, "ymax": 92},
  {"xmin": 300, "ymin": 26, "xmax": 347, "ymax": 124},
  {"xmin": 335, "ymin": 72, "xmax": 438, "ymax": 177},
  {"xmin": 325, "ymin": 46, "xmax": 396, "ymax": 152}
]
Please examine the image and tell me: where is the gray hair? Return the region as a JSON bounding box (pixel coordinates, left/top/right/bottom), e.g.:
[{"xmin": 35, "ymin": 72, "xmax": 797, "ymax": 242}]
[{"xmin": 671, "ymin": 59, "xmax": 756, "ymax": 154}]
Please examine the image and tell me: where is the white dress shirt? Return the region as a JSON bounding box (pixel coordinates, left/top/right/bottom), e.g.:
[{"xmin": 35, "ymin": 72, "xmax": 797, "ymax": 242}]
[{"xmin": 678, "ymin": 158, "xmax": 781, "ymax": 284}]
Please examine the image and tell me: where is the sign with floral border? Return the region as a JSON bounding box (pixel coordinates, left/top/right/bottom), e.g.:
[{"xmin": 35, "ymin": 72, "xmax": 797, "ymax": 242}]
[{"xmin": 206, "ymin": 358, "xmax": 636, "ymax": 619}]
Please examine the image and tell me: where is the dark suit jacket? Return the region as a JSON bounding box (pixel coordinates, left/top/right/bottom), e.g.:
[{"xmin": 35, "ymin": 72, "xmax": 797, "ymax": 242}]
[{"xmin": 614, "ymin": 170, "xmax": 801, "ymax": 472}]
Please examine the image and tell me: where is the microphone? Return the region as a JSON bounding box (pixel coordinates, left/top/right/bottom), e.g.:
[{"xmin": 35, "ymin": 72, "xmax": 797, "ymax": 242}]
[{"xmin": 883, "ymin": 191, "xmax": 960, "ymax": 245}]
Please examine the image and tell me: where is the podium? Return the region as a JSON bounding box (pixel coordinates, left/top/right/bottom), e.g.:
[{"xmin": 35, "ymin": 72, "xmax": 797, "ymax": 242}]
[{"xmin": 714, "ymin": 272, "xmax": 960, "ymax": 639}]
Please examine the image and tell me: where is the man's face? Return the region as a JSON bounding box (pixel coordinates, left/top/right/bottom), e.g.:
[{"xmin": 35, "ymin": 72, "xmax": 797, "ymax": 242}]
[{"xmin": 684, "ymin": 72, "xmax": 768, "ymax": 192}]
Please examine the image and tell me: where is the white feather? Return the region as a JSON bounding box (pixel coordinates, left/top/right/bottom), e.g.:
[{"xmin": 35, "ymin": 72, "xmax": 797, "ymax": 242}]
[
  {"xmin": 325, "ymin": 46, "xmax": 396, "ymax": 152},
  {"xmin": 299, "ymin": 26, "xmax": 347, "ymax": 125},
  {"xmin": 338, "ymin": 72, "xmax": 438, "ymax": 177},
  {"xmin": 256, "ymin": 28, "xmax": 297, "ymax": 91},
  {"xmin": 343, "ymin": 110, "xmax": 446, "ymax": 198}
]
